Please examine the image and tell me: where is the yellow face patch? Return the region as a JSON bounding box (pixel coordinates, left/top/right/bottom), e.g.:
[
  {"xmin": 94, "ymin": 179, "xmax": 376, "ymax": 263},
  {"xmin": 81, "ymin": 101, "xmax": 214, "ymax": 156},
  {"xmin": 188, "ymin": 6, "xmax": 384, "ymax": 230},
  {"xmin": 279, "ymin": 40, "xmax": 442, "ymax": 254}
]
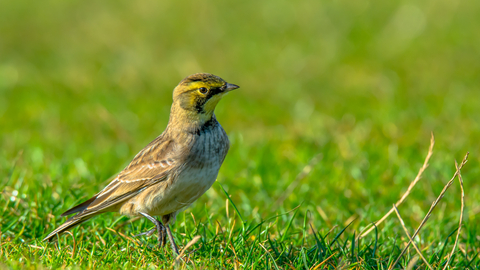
[
  {"xmin": 187, "ymin": 81, "xmax": 224, "ymax": 91},
  {"xmin": 173, "ymin": 73, "xmax": 230, "ymax": 122},
  {"xmin": 203, "ymin": 94, "xmax": 223, "ymax": 114},
  {"xmin": 177, "ymin": 81, "xmax": 226, "ymax": 121}
]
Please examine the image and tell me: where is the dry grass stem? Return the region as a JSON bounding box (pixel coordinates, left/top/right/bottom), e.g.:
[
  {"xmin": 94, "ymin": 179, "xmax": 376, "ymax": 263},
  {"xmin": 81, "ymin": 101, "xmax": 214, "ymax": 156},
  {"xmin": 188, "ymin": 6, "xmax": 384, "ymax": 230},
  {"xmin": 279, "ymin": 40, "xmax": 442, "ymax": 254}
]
[
  {"xmin": 115, "ymin": 217, "xmax": 141, "ymax": 230},
  {"xmin": 325, "ymin": 225, "xmax": 339, "ymax": 238},
  {"xmin": 316, "ymin": 205, "xmax": 331, "ymax": 227},
  {"xmin": 65, "ymin": 231, "xmax": 76, "ymax": 258},
  {"xmin": 359, "ymin": 134, "xmax": 435, "ymax": 239},
  {"xmin": 311, "ymin": 252, "xmax": 338, "ymax": 270},
  {"xmin": 274, "ymin": 153, "xmax": 323, "ymax": 209},
  {"xmin": 28, "ymin": 245, "xmax": 44, "ymax": 250},
  {"xmin": 405, "ymin": 255, "xmax": 420, "ymax": 270},
  {"xmin": 392, "ymin": 204, "xmax": 433, "ymax": 270},
  {"xmin": 442, "ymin": 161, "xmax": 465, "ymax": 270},
  {"xmin": 174, "ymin": 235, "xmax": 201, "ymax": 263},
  {"xmin": 259, "ymin": 243, "xmax": 280, "ymax": 270},
  {"xmin": 391, "ymin": 152, "xmax": 469, "ymax": 269},
  {"xmin": 105, "ymin": 227, "xmax": 140, "ymax": 246},
  {"xmin": 226, "ymin": 198, "xmax": 230, "ymax": 218}
]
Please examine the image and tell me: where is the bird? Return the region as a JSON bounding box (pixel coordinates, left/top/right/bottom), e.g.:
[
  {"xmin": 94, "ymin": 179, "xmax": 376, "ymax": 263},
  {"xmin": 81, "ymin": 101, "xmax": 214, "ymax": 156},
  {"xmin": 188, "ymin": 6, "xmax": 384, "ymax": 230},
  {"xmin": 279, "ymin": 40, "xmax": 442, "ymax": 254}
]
[{"xmin": 43, "ymin": 73, "xmax": 239, "ymax": 255}]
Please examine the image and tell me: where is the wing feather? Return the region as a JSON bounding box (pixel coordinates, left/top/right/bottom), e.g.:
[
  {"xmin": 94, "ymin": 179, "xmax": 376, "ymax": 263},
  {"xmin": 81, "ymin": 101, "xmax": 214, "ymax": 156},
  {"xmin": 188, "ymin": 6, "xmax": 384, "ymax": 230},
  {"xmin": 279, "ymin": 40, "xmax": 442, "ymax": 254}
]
[{"xmin": 74, "ymin": 136, "xmax": 180, "ymax": 215}]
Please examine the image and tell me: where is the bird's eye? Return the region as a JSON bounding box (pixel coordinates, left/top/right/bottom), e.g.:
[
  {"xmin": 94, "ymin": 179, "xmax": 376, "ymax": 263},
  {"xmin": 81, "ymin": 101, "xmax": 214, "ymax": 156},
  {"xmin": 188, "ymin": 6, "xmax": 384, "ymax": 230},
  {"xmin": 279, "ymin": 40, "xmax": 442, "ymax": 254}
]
[{"xmin": 199, "ymin": 87, "xmax": 208, "ymax": 94}]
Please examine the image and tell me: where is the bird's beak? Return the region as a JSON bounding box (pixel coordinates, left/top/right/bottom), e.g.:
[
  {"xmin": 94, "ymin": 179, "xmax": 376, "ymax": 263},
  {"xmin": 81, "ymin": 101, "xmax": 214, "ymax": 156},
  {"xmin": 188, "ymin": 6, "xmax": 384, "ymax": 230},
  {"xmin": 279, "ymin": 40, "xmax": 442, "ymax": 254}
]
[{"xmin": 225, "ymin": 83, "xmax": 240, "ymax": 92}]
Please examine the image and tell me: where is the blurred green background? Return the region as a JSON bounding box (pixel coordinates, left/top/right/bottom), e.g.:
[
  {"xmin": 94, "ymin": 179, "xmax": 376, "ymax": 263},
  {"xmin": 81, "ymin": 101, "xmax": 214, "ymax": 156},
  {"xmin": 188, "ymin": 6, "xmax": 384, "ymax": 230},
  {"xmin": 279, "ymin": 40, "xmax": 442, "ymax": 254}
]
[{"xmin": 1, "ymin": 0, "xmax": 479, "ymax": 257}]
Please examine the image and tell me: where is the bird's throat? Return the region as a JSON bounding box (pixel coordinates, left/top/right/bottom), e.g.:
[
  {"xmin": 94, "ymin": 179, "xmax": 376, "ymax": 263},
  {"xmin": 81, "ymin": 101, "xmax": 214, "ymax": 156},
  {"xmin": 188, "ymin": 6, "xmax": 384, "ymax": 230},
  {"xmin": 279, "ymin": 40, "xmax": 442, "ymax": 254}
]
[{"xmin": 168, "ymin": 103, "xmax": 215, "ymax": 133}]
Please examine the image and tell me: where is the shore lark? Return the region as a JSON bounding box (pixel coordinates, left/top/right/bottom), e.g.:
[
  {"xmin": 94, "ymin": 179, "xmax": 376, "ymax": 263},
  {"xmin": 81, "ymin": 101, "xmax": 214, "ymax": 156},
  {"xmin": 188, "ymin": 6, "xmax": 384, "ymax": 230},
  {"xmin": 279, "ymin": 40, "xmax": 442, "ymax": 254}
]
[{"xmin": 43, "ymin": 73, "xmax": 239, "ymax": 255}]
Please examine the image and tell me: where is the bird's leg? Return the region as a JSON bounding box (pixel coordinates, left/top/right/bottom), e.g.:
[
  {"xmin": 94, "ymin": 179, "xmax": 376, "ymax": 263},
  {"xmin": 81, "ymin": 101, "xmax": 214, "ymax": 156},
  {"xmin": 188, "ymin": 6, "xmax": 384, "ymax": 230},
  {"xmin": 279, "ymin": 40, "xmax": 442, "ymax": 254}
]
[
  {"xmin": 162, "ymin": 213, "xmax": 180, "ymax": 256},
  {"xmin": 165, "ymin": 224, "xmax": 180, "ymax": 255},
  {"xmin": 138, "ymin": 212, "xmax": 166, "ymax": 248}
]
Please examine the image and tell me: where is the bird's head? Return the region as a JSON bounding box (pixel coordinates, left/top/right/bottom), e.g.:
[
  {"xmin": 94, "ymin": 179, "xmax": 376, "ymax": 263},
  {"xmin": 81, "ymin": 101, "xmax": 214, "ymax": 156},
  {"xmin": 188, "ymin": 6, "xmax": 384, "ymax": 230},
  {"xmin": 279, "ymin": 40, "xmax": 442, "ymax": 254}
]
[{"xmin": 171, "ymin": 73, "xmax": 239, "ymax": 124}]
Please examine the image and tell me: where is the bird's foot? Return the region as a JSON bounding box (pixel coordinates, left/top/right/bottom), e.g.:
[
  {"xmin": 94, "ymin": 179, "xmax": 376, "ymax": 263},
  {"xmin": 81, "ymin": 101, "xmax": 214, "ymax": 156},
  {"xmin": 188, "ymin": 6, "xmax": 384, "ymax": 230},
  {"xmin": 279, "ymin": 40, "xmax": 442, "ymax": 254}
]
[
  {"xmin": 157, "ymin": 223, "xmax": 167, "ymax": 248},
  {"xmin": 133, "ymin": 228, "xmax": 156, "ymax": 238},
  {"xmin": 138, "ymin": 212, "xmax": 169, "ymax": 250}
]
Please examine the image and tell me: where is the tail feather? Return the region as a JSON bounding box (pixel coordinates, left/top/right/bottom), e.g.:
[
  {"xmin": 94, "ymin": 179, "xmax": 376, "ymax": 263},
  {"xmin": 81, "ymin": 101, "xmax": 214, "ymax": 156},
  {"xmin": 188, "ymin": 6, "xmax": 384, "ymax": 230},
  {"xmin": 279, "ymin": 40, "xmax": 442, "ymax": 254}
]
[
  {"xmin": 61, "ymin": 196, "xmax": 97, "ymax": 217},
  {"xmin": 43, "ymin": 215, "xmax": 92, "ymax": 242},
  {"xmin": 43, "ymin": 195, "xmax": 100, "ymax": 242}
]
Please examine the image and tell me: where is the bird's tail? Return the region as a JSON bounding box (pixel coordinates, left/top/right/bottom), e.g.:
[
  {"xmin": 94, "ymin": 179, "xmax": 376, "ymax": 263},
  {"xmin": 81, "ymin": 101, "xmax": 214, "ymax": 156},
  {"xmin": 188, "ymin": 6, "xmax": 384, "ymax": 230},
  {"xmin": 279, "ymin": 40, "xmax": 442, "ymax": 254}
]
[
  {"xmin": 43, "ymin": 194, "xmax": 101, "ymax": 242},
  {"xmin": 43, "ymin": 214, "xmax": 93, "ymax": 242}
]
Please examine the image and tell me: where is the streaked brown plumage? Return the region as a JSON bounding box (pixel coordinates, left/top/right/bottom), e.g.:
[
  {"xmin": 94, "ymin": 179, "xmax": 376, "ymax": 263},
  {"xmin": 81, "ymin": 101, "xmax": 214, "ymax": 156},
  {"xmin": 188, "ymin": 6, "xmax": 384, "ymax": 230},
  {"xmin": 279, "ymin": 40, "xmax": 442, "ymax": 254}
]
[{"xmin": 43, "ymin": 73, "xmax": 239, "ymax": 254}]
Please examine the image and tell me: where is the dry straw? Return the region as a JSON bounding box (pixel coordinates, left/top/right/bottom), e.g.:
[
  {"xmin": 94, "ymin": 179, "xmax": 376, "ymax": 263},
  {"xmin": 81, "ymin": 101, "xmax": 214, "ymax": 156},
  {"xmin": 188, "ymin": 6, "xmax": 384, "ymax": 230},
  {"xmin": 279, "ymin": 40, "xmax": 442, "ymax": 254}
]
[
  {"xmin": 174, "ymin": 235, "xmax": 202, "ymax": 266},
  {"xmin": 389, "ymin": 153, "xmax": 469, "ymax": 269},
  {"xmin": 355, "ymin": 133, "xmax": 469, "ymax": 268},
  {"xmin": 359, "ymin": 133, "xmax": 435, "ymax": 239},
  {"xmin": 392, "ymin": 204, "xmax": 433, "ymax": 270},
  {"xmin": 442, "ymin": 161, "xmax": 465, "ymax": 270},
  {"xmin": 274, "ymin": 153, "xmax": 323, "ymax": 211}
]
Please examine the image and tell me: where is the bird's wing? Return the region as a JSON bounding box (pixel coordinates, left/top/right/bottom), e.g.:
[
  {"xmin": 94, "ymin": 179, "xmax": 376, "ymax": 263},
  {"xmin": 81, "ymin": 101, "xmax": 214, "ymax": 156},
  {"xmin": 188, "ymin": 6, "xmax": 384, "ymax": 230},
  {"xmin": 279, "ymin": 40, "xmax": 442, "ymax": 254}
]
[{"xmin": 71, "ymin": 136, "xmax": 182, "ymax": 216}]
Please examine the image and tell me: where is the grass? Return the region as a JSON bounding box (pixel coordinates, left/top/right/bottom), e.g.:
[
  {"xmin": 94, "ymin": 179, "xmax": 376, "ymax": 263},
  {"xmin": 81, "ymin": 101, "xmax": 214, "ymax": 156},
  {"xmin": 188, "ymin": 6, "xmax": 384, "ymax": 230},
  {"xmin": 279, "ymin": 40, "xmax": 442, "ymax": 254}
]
[{"xmin": 1, "ymin": 0, "xmax": 480, "ymax": 268}]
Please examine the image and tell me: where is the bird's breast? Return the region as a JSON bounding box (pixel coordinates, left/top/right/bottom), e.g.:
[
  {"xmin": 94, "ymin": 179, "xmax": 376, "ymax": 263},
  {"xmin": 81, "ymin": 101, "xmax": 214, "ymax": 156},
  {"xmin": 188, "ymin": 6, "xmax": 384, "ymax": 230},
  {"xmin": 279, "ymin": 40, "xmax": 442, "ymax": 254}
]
[{"xmin": 138, "ymin": 122, "xmax": 229, "ymax": 216}]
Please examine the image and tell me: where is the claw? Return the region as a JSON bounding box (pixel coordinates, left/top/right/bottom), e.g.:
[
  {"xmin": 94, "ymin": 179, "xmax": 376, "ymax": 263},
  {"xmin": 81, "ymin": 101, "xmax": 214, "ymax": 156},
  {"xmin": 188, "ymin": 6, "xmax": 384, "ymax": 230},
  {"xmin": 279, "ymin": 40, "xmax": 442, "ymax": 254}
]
[
  {"xmin": 138, "ymin": 212, "xmax": 175, "ymax": 253},
  {"xmin": 134, "ymin": 228, "xmax": 156, "ymax": 238},
  {"xmin": 158, "ymin": 225, "xmax": 166, "ymax": 248}
]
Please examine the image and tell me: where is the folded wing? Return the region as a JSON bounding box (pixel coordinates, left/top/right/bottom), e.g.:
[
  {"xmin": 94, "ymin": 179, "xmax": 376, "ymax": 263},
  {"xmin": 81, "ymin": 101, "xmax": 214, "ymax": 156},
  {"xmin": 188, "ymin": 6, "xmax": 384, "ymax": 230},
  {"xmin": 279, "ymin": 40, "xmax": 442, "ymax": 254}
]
[{"xmin": 44, "ymin": 136, "xmax": 181, "ymax": 241}]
